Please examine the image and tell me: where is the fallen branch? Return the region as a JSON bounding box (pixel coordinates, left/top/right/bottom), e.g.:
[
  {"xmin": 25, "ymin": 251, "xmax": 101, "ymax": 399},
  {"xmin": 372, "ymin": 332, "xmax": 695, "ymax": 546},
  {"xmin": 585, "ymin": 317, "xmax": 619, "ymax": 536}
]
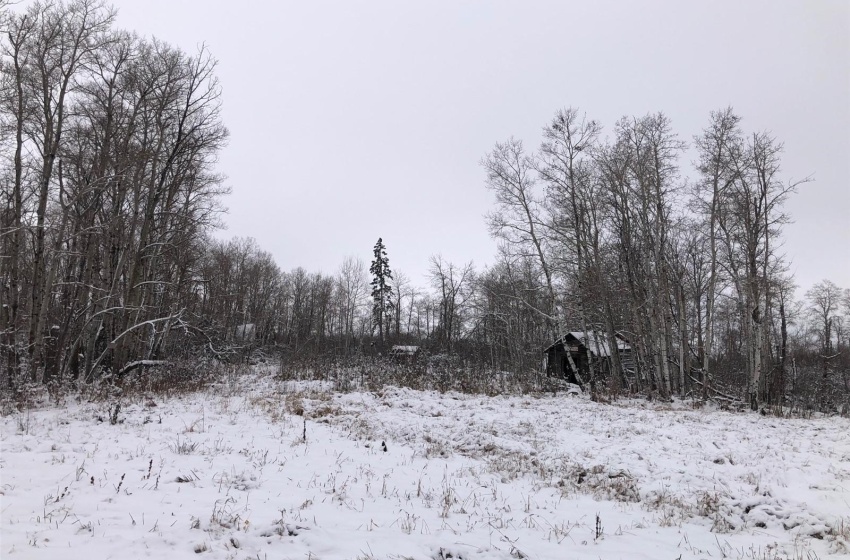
[
  {"xmin": 608, "ymin": 470, "xmax": 633, "ymax": 479},
  {"xmin": 87, "ymin": 311, "xmax": 184, "ymax": 378},
  {"xmin": 687, "ymin": 374, "xmax": 742, "ymax": 403},
  {"xmin": 118, "ymin": 360, "xmax": 169, "ymax": 376},
  {"xmin": 172, "ymin": 318, "xmax": 238, "ymax": 362}
]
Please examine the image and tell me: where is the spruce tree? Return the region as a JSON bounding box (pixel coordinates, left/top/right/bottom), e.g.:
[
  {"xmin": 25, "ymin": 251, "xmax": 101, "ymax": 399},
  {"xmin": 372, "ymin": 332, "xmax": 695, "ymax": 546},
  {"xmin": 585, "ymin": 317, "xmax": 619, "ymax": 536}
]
[{"xmin": 370, "ymin": 238, "xmax": 394, "ymax": 344}]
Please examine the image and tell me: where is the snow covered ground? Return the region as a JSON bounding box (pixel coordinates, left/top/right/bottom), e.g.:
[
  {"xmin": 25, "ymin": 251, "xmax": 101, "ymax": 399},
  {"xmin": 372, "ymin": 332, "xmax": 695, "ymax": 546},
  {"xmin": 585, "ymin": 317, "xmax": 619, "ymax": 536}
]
[{"xmin": 2, "ymin": 370, "xmax": 849, "ymax": 559}]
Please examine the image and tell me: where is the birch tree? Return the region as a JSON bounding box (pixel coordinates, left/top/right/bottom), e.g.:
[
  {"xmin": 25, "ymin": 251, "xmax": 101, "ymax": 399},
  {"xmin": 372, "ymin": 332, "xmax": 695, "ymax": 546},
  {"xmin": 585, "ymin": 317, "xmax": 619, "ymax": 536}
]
[
  {"xmin": 482, "ymin": 139, "xmax": 577, "ymax": 377},
  {"xmin": 429, "ymin": 256, "xmax": 474, "ymax": 353},
  {"xmin": 537, "ymin": 108, "xmax": 607, "ymax": 394},
  {"xmin": 693, "ymin": 107, "xmax": 742, "ymax": 396}
]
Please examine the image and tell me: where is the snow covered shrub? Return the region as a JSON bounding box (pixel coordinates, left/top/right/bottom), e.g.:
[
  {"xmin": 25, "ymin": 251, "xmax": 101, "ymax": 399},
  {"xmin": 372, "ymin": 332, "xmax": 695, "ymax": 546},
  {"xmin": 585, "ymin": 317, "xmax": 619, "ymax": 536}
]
[
  {"xmin": 309, "ymin": 402, "xmax": 341, "ymax": 420},
  {"xmin": 583, "ymin": 466, "xmax": 641, "ymax": 504},
  {"xmin": 829, "ymin": 517, "xmax": 850, "ymax": 554},
  {"xmin": 645, "ymin": 485, "xmax": 690, "ymax": 526},
  {"xmin": 696, "ymin": 490, "xmax": 722, "ymax": 517},
  {"xmin": 346, "ymin": 416, "xmax": 375, "ymax": 441},
  {"xmin": 117, "ymin": 360, "xmax": 219, "ymax": 398},
  {"xmin": 209, "ymin": 496, "xmax": 243, "ymax": 530},
  {"xmin": 284, "ymin": 393, "xmax": 305, "ymax": 416},
  {"xmin": 170, "ymin": 437, "xmax": 200, "ymax": 455},
  {"xmin": 427, "ymin": 354, "xmax": 461, "ymax": 394},
  {"xmin": 329, "ymin": 365, "xmax": 359, "ymax": 392},
  {"xmin": 422, "ymin": 433, "xmax": 451, "ymax": 459}
]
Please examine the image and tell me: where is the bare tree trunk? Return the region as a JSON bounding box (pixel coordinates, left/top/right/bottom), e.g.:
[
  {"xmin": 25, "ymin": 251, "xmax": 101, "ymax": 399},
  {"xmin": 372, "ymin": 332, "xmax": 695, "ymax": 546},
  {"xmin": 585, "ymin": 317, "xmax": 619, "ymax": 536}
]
[
  {"xmin": 33, "ymin": 161, "xmax": 72, "ymax": 384},
  {"xmin": 678, "ymin": 281, "xmax": 687, "ymax": 397},
  {"xmin": 2, "ymin": 15, "xmax": 33, "ymax": 387},
  {"xmin": 750, "ymin": 290, "xmax": 763, "ymax": 411}
]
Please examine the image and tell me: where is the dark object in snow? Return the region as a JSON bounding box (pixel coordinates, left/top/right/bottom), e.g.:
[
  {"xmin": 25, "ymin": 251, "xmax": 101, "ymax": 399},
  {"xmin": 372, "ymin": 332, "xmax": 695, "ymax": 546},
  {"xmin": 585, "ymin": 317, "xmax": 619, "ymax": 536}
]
[
  {"xmin": 436, "ymin": 547, "xmax": 465, "ymax": 559},
  {"xmin": 381, "ymin": 441, "xmax": 387, "ymax": 452}
]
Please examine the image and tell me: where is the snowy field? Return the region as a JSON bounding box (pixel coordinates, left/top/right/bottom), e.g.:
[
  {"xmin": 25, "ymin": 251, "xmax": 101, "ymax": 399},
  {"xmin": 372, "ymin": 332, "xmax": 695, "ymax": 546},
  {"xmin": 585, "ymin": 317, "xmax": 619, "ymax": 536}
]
[{"xmin": 2, "ymin": 370, "xmax": 849, "ymax": 560}]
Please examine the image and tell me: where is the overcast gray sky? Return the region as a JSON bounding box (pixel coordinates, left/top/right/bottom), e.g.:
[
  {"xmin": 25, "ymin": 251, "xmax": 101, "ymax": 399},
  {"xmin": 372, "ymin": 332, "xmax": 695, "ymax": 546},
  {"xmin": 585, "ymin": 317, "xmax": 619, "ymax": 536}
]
[{"xmin": 107, "ymin": 0, "xmax": 849, "ymax": 295}]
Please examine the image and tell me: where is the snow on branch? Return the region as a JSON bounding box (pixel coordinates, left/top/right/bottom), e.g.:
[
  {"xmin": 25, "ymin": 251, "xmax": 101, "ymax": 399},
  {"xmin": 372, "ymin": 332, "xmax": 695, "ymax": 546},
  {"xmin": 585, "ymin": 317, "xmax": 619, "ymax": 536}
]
[
  {"xmin": 118, "ymin": 360, "xmax": 169, "ymax": 376},
  {"xmin": 87, "ymin": 310, "xmax": 185, "ymax": 378}
]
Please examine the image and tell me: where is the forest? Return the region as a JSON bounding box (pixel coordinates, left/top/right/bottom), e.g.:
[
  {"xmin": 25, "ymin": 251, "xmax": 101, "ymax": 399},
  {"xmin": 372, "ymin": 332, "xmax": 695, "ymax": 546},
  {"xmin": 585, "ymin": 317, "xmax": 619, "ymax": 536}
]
[{"xmin": 2, "ymin": 0, "xmax": 848, "ymax": 414}]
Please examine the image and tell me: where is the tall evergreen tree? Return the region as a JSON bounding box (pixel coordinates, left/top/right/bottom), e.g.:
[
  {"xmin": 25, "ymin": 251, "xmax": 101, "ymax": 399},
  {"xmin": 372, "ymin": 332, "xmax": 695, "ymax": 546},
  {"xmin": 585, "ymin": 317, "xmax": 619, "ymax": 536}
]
[{"xmin": 370, "ymin": 238, "xmax": 394, "ymax": 344}]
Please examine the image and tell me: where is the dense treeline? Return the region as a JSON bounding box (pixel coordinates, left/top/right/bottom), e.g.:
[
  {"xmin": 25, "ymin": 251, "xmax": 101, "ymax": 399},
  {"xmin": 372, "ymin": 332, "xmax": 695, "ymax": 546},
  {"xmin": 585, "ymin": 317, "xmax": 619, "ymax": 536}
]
[
  {"xmin": 1, "ymin": 0, "xmax": 226, "ymax": 386},
  {"xmin": 478, "ymin": 108, "xmax": 848, "ymax": 411},
  {"xmin": 1, "ymin": 1, "xmax": 847, "ymax": 412}
]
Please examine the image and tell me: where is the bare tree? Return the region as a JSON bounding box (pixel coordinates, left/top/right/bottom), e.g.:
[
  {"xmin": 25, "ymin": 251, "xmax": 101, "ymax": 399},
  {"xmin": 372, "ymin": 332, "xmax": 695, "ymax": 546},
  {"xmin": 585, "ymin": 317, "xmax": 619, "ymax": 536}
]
[
  {"xmin": 693, "ymin": 107, "xmax": 742, "ymax": 396},
  {"xmin": 537, "ymin": 107, "xmax": 605, "ymax": 395},
  {"xmin": 806, "ymin": 279, "xmax": 843, "ymax": 360},
  {"xmin": 392, "ymin": 270, "xmax": 410, "ymax": 338},
  {"xmin": 600, "ymin": 114, "xmax": 684, "ymax": 398},
  {"xmin": 0, "ymin": 4, "xmax": 234, "ymax": 386},
  {"xmin": 482, "ymin": 139, "xmax": 576, "ymax": 376},
  {"xmin": 22, "ymin": 1, "xmax": 115, "ymax": 378},
  {"xmin": 717, "ymin": 129, "xmax": 799, "ymax": 408},
  {"xmin": 0, "ymin": 7, "xmax": 37, "ymax": 385},
  {"xmin": 429, "ymin": 256, "xmax": 474, "ymax": 352},
  {"xmin": 336, "ymin": 256, "xmax": 368, "ymax": 352}
]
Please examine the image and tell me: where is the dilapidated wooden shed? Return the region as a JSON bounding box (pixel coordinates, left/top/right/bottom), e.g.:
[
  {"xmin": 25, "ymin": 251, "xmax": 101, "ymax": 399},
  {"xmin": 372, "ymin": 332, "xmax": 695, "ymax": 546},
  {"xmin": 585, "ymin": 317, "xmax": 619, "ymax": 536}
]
[
  {"xmin": 389, "ymin": 345, "xmax": 421, "ymax": 363},
  {"xmin": 544, "ymin": 331, "xmax": 633, "ymax": 384}
]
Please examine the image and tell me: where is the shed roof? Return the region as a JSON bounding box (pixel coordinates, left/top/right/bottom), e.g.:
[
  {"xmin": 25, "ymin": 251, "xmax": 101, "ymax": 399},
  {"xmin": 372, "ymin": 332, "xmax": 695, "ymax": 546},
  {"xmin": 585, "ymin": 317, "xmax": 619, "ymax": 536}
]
[
  {"xmin": 389, "ymin": 345, "xmax": 420, "ymax": 356},
  {"xmin": 545, "ymin": 331, "xmax": 630, "ymax": 357}
]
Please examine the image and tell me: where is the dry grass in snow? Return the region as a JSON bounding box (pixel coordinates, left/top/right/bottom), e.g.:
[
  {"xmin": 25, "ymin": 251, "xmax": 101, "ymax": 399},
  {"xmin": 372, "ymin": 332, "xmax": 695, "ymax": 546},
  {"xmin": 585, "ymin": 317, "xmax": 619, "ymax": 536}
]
[{"xmin": 2, "ymin": 370, "xmax": 849, "ymax": 559}]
